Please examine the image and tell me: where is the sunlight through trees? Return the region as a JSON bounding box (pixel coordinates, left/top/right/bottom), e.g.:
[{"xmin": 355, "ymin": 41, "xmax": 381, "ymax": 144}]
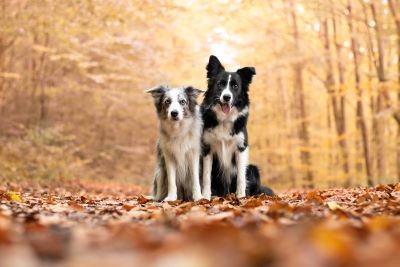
[{"xmin": 0, "ymin": 0, "xmax": 399, "ymax": 189}]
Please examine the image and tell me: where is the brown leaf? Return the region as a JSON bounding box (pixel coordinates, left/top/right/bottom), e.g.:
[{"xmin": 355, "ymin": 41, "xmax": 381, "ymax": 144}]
[
  {"xmin": 242, "ymin": 198, "xmax": 263, "ymax": 208},
  {"xmin": 67, "ymin": 200, "xmax": 84, "ymax": 211},
  {"xmin": 123, "ymin": 203, "xmax": 135, "ymax": 211},
  {"xmin": 305, "ymin": 191, "xmax": 324, "ymax": 204},
  {"xmin": 137, "ymin": 195, "xmax": 150, "ymax": 204}
]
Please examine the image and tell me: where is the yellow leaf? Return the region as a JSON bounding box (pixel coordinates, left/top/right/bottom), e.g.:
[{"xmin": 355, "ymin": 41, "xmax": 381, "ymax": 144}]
[
  {"xmin": 8, "ymin": 192, "xmax": 22, "ymax": 202},
  {"xmin": 327, "ymin": 201, "xmax": 341, "ymax": 210}
]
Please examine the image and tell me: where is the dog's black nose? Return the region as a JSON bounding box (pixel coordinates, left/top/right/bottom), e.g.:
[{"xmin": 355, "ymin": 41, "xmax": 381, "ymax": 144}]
[
  {"xmin": 223, "ymin": 94, "xmax": 231, "ymax": 102},
  {"xmin": 171, "ymin": 110, "xmax": 179, "ymax": 118}
]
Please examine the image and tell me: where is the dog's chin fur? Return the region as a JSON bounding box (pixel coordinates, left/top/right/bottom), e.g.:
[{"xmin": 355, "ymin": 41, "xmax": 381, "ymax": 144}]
[
  {"xmin": 201, "ymin": 55, "xmax": 274, "ymax": 198},
  {"xmin": 147, "ymin": 86, "xmax": 203, "ymax": 201}
]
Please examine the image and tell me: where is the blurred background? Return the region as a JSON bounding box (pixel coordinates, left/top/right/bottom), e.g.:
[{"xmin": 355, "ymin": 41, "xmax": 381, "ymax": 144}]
[{"xmin": 0, "ymin": 0, "xmax": 399, "ymax": 190}]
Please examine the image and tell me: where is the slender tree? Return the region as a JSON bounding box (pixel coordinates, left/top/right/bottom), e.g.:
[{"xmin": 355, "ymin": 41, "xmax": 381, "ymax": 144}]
[
  {"xmin": 347, "ymin": 0, "xmax": 373, "ymax": 186},
  {"xmin": 388, "ymin": 0, "xmax": 400, "ymax": 180},
  {"xmin": 370, "ymin": 0, "xmax": 389, "ymax": 182},
  {"xmin": 322, "ymin": 14, "xmax": 351, "ymax": 185},
  {"xmin": 288, "ymin": 0, "xmax": 314, "ymax": 188}
]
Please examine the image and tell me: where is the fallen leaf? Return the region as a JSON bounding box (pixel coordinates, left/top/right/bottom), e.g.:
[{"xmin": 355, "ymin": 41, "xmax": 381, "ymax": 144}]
[
  {"xmin": 8, "ymin": 192, "xmax": 23, "ymax": 202},
  {"xmin": 137, "ymin": 195, "xmax": 150, "ymax": 204},
  {"xmin": 305, "ymin": 191, "xmax": 324, "ymax": 204},
  {"xmin": 242, "ymin": 198, "xmax": 263, "ymax": 208},
  {"xmin": 123, "ymin": 203, "xmax": 135, "ymax": 211},
  {"xmin": 327, "ymin": 201, "xmax": 342, "ymax": 211}
]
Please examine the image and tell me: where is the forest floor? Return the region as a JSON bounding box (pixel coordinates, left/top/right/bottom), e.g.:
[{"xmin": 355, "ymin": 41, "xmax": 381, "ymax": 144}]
[{"xmin": 1, "ymin": 180, "xmax": 400, "ymax": 267}]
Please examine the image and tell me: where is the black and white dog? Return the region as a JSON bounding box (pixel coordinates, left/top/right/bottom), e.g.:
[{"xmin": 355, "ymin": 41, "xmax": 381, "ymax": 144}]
[
  {"xmin": 201, "ymin": 55, "xmax": 274, "ymax": 199},
  {"xmin": 146, "ymin": 85, "xmax": 203, "ymax": 201}
]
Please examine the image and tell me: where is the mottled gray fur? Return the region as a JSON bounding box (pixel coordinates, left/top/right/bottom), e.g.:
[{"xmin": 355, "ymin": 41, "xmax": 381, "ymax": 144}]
[{"xmin": 146, "ymin": 85, "xmax": 203, "ymax": 201}]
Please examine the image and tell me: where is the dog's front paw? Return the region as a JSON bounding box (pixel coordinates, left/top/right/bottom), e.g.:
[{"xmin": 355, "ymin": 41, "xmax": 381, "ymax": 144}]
[
  {"xmin": 163, "ymin": 195, "xmax": 177, "ymax": 202},
  {"xmin": 236, "ymin": 190, "xmax": 246, "ymax": 198},
  {"xmin": 153, "ymin": 196, "xmax": 162, "ymax": 202},
  {"xmin": 193, "ymin": 193, "xmax": 203, "ymax": 201},
  {"xmin": 202, "ymin": 190, "xmax": 211, "ymax": 200}
]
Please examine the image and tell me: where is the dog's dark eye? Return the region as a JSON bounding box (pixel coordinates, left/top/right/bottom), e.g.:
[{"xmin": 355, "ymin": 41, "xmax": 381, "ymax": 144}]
[
  {"xmin": 164, "ymin": 99, "xmax": 171, "ymax": 105},
  {"xmin": 218, "ymin": 81, "xmax": 226, "ymax": 88},
  {"xmin": 179, "ymin": 99, "xmax": 186, "ymax": 105},
  {"xmin": 232, "ymin": 83, "xmax": 239, "ymax": 89}
]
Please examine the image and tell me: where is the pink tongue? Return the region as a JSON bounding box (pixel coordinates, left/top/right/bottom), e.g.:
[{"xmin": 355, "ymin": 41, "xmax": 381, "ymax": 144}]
[{"xmin": 222, "ymin": 104, "xmax": 230, "ymax": 114}]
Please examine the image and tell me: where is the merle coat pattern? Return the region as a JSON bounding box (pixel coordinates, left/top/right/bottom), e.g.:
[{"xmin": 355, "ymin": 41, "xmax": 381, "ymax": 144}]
[
  {"xmin": 147, "ymin": 85, "xmax": 203, "ymax": 202},
  {"xmin": 201, "ymin": 55, "xmax": 274, "ymax": 199}
]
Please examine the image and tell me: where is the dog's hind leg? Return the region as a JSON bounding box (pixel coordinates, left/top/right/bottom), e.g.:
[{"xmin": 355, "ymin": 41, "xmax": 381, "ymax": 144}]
[
  {"xmin": 152, "ymin": 144, "xmax": 168, "ymax": 201},
  {"xmin": 246, "ymin": 165, "xmax": 275, "ymax": 196},
  {"xmin": 152, "ymin": 172, "xmax": 158, "ymax": 200}
]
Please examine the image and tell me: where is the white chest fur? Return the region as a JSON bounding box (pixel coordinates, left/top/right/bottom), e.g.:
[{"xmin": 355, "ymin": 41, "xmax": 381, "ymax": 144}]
[
  {"xmin": 203, "ymin": 106, "xmax": 246, "ymax": 172},
  {"xmin": 163, "ymin": 120, "xmax": 199, "ymax": 153},
  {"xmin": 159, "ymin": 110, "xmax": 202, "ymax": 180}
]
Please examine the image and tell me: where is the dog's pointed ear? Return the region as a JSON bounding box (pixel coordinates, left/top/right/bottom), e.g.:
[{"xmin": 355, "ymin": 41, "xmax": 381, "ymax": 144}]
[
  {"xmin": 184, "ymin": 86, "xmax": 204, "ymax": 99},
  {"xmin": 206, "ymin": 55, "xmax": 225, "ymax": 79},
  {"xmin": 145, "ymin": 85, "xmax": 167, "ymax": 102},
  {"xmin": 237, "ymin": 67, "xmax": 256, "ymax": 86}
]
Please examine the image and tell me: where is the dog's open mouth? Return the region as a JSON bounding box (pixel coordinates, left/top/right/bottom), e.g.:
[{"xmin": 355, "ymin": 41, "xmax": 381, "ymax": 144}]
[{"xmin": 221, "ymin": 103, "xmax": 231, "ymax": 114}]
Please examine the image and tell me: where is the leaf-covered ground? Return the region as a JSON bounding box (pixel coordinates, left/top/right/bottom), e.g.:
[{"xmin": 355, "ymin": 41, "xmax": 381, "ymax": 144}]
[{"xmin": 1, "ymin": 181, "xmax": 400, "ymax": 267}]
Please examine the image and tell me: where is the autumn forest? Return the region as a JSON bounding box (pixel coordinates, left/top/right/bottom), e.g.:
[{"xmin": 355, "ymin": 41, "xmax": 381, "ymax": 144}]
[
  {"xmin": 0, "ymin": 0, "xmax": 399, "ymax": 190},
  {"xmin": 1, "ymin": 1, "xmax": 400, "ymax": 266}
]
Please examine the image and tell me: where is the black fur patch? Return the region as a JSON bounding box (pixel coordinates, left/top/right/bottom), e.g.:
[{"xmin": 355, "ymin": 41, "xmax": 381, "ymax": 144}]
[
  {"xmin": 232, "ymin": 115, "xmax": 248, "ymax": 136},
  {"xmin": 201, "ymin": 107, "xmax": 219, "ymax": 130},
  {"xmin": 202, "ymin": 142, "xmax": 211, "ymax": 156}
]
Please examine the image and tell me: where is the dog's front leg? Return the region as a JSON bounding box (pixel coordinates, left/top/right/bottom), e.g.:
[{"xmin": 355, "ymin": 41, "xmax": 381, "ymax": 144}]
[
  {"xmin": 191, "ymin": 152, "xmax": 202, "ymax": 201},
  {"xmin": 235, "ymin": 147, "xmax": 248, "ymax": 198},
  {"xmin": 164, "ymin": 157, "xmax": 177, "ymax": 201},
  {"xmin": 202, "ymin": 154, "xmax": 212, "ymax": 200}
]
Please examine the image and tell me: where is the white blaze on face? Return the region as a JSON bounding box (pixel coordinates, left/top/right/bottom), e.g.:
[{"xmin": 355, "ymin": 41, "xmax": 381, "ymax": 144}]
[
  {"xmin": 220, "ymin": 75, "xmax": 232, "ymax": 114},
  {"xmin": 167, "ymin": 88, "xmax": 184, "ymax": 121}
]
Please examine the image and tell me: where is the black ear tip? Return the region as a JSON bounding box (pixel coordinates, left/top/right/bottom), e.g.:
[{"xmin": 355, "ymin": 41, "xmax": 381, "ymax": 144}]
[
  {"xmin": 209, "ymin": 55, "xmax": 220, "ymax": 63},
  {"xmin": 237, "ymin": 66, "xmax": 256, "ymax": 76}
]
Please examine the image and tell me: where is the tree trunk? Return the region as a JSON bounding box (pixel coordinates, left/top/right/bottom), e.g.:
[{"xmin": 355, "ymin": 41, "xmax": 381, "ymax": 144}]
[
  {"xmin": 289, "ymin": 0, "xmax": 313, "ymax": 189},
  {"xmin": 388, "ymin": 0, "xmax": 400, "ymax": 181},
  {"xmin": 277, "ymin": 74, "xmax": 296, "ymax": 187},
  {"xmin": 332, "ymin": 2, "xmax": 351, "ymax": 183},
  {"xmin": 323, "ymin": 16, "xmax": 351, "ymax": 186},
  {"xmin": 39, "ymin": 32, "xmax": 49, "ymax": 128},
  {"xmin": 347, "ymin": 0, "xmax": 373, "ymax": 186},
  {"xmin": 370, "ymin": 1, "xmax": 387, "ymax": 182}
]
